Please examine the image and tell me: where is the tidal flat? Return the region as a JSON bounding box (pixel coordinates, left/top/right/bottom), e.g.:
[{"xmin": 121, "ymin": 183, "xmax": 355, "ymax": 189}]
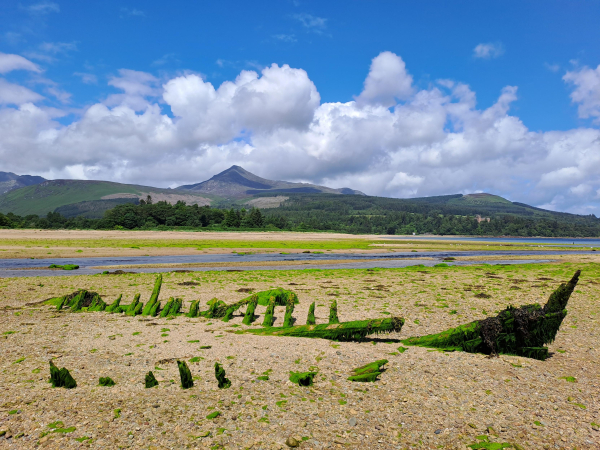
[{"xmin": 1, "ymin": 260, "xmax": 599, "ymax": 449}]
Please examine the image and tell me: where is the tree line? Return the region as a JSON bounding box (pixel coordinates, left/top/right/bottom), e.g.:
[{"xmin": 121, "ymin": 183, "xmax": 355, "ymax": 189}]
[{"xmin": 1, "ymin": 195, "xmax": 599, "ymax": 237}]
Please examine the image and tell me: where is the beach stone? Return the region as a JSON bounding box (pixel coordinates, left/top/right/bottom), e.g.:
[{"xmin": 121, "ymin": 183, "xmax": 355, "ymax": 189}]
[
  {"xmin": 349, "ymin": 417, "xmax": 357, "ymax": 426},
  {"xmin": 285, "ymin": 436, "xmax": 300, "ymax": 447}
]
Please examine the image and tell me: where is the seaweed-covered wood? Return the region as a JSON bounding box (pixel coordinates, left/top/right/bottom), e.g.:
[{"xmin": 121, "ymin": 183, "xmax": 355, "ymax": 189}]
[
  {"xmin": 49, "ymin": 361, "xmax": 77, "ymax": 389},
  {"xmin": 244, "ymin": 317, "xmax": 404, "ymax": 341},
  {"xmin": 88, "ymin": 295, "xmax": 107, "ymax": 312},
  {"xmin": 262, "ymin": 296, "xmax": 276, "ymax": 327},
  {"xmin": 242, "ymin": 295, "xmax": 258, "ymax": 325},
  {"xmin": 69, "ymin": 290, "xmax": 87, "ymax": 312},
  {"xmin": 239, "ymin": 288, "xmax": 299, "ymax": 307},
  {"xmin": 145, "ymin": 371, "xmax": 159, "ymax": 388},
  {"xmin": 198, "ymin": 298, "xmax": 228, "ymax": 318},
  {"xmin": 142, "ymin": 275, "xmax": 162, "ymax": 315},
  {"xmin": 289, "ymin": 371, "xmax": 316, "ymax": 386},
  {"xmin": 187, "ymin": 300, "xmax": 200, "ymax": 318},
  {"xmin": 348, "ymin": 359, "xmax": 387, "ymax": 382},
  {"xmin": 306, "ymin": 301, "xmax": 316, "ymax": 326},
  {"xmin": 215, "ymin": 362, "xmax": 231, "ymax": 389},
  {"xmin": 177, "ymin": 360, "xmax": 194, "ymax": 389},
  {"xmin": 99, "ymin": 376, "xmax": 116, "ymax": 387},
  {"xmin": 149, "ymin": 300, "xmax": 161, "ymax": 317},
  {"xmin": 125, "ymin": 294, "xmax": 141, "ymax": 316},
  {"xmin": 328, "ymin": 299, "xmax": 339, "ymax": 324},
  {"xmin": 105, "ymin": 294, "xmax": 123, "ymax": 313},
  {"xmin": 160, "ymin": 297, "xmax": 175, "ymax": 318},
  {"xmin": 401, "ymin": 270, "xmax": 581, "ymax": 361},
  {"xmin": 222, "ymin": 298, "xmax": 252, "ymax": 322},
  {"xmin": 283, "ymin": 293, "xmax": 295, "ymax": 328}
]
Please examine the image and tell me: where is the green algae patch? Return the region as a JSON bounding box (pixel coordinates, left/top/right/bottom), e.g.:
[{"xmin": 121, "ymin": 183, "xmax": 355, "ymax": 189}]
[
  {"xmin": 98, "ymin": 377, "xmax": 116, "ymax": 387},
  {"xmin": 206, "ymin": 411, "xmax": 221, "ymax": 419},
  {"xmin": 289, "ymin": 371, "xmax": 317, "ymax": 386},
  {"xmin": 306, "ymin": 301, "xmax": 316, "ymax": 325},
  {"xmin": 49, "ymin": 264, "xmax": 79, "ymax": 270},
  {"xmin": 348, "ymin": 359, "xmax": 388, "ymax": 382}
]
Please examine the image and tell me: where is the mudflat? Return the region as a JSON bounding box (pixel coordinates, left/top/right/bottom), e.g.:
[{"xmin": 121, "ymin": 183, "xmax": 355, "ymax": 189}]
[{"xmin": 1, "ymin": 259, "xmax": 599, "ymax": 449}]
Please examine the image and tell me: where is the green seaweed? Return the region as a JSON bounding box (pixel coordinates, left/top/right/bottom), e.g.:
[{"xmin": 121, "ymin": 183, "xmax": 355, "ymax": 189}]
[
  {"xmin": 348, "ymin": 359, "xmax": 387, "ymax": 382},
  {"xmin": 242, "ymin": 295, "xmax": 258, "ymax": 325},
  {"xmin": 328, "ymin": 299, "xmax": 339, "ymax": 324},
  {"xmin": 69, "ymin": 290, "xmax": 87, "ymax": 312},
  {"xmin": 240, "ymin": 288, "xmax": 299, "ymax": 307},
  {"xmin": 49, "ymin": 264, "xmax": 79, "ymax": 270},
  {"xmin": 142, "ymin": 275, "xmax": 162, "ymax": 315},
  {"xmin": 88, "ymin": 294, "xmax": 107, "ymax": 312},
  {"xmin": 262, "ymin": 296, "xmax": 276, "ymax": 327},
  {"xmin": 99, "ymin": 376, "xmax": 116, "ymax": 387},
  {"xmin": 289, "ymin": 371, "xmax": 317, "ymax": 386},
  {"xmin": 49, "ymin": 361, "xmax": 76, "ymax": 389},
  {"xmin": 215, "ymin": 362, "xmax": 231, "ymax": 389},
  {"xmin": 402, "ymin": 270, "xmax": 581, "ymax": 361},
  {"xmin": 282, "ymin": 293, "xmax": 295, "ymax": 328},
  {"xmin": 306, "ymin": 301, "xmax": 316, "ymax": 326},
  {"xmin": 198, "ymin": 298, "xmax": 228, "ymax": 318},
  {"xmin": 145, "ymin": 371, "xmax": 159, "ymax": 388},
  {"xmin": 245, "ymin": 317, "xmax": 404, "ymax": 341},
  {"xmin": 187, "ymin": 300, "xmax": 200, "ymax": 318},
  {"xmin": 105, "ymin": 294, "xmax": 122, "ymax": 313},
  {"xmin": 149, "ymin": 300, "xmax": 161, "ymax": 317},
  {"xmin": 125, "ymin": 293, "xmax": 141, "ymax": 316},
  {"xmin": 177, "ymin": 360, "xmax": 194, "ymax": 389}
]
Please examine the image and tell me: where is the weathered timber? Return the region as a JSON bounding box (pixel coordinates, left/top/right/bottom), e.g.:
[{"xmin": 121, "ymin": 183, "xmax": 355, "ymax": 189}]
[
  {"xmin": 328, "ymin": 299, "xmax": 339, "ymax": 324},
  {"xmin": 239, "ymin": 288, "xmax": 299, "ymax": 307},
  {"xmin": 145, "ymin": 371, "xmax": 159, "ymax": 388},
  {"xmin": 177, "ymin": 360, "xmax": 194, "ymax": 389},
  {"xmin": 243, "ymin": 317, "xmax": 404, "ymax": 341},
  {"xmin": 49, "ymin": 361, "xmax": 76, "ymax": 389},
  {"xmin": 125, "ymin": 294, "xmax": 141, "ymax": 316},
  {"xmin": 262, "ymin": 296, "xmax": 276, "ymax": 327},
  {"xmin": 306, "ymin": 301, "xmax": 316, "ymax": 326},
  {"xmin": 242, "ymin": 295, "xmax": 258, "ymax": 325},
  {"xmin": 187, "ymin": 300, "xmax": 200, "ymax": 318},
  {"xmin": 283, "ymin": 293, "xmax": 295, "ymax": 328},
  {"xmin": 401, "ymin": 270, "xmax": 581, "ymax": 361},
  {"xmin": 348, "ymin": 359, "xmax": 388, "ymax": 382},
  {"xmin": 215, "ymin": 362, "xmax": 231, "ymax": 389},
  {"xmin": 105, "ymin": 294, "xmax": 122, "ymax": 313},
  {"xmin": 142, "ymin": 275, "xmax": 162, "ymax": 315}
]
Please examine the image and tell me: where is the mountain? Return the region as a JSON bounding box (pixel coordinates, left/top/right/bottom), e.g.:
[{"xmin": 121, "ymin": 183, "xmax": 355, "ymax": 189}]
[
  {"xmin": 0, "ymin": 171, "xmax": 46, "ymax": 195},
  {"xmin": 177, "ymin": 165, "xmax": 365, "ymax": 198},
  {"xmin": 0, "ymin": 179, "xmax": 212, "ymax": 218}
]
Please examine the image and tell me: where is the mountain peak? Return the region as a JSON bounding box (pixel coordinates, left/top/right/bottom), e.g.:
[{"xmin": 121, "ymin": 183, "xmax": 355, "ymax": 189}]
[{"xmin": 178, "ymin": 166, "xmax": 364, "ymax": 198}]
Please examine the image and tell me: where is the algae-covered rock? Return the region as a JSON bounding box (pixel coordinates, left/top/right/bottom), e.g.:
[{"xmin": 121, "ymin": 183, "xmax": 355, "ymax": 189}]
[
  {"xmin": 262, "ymin": 296, "xmax": 276, "ymax": 327},
  {"xmin": 49, "ymin": 361, "xmax": 76, "ymax": 389},
  {"xmin": 145, "ymin": 371, "xmax": 159, "ymax": 388},
  {"xmin": 242, "ymin": 295, "xmax": 258, "ymax": 325},
  {"xmin": 177, "ymin": 360, "xmax": 194, "ymax": 389},
  {"xmin": 401, "ymin": 270, "xmax": 581, "ymax": 361},
  {"xmin": 215, "ymin": 362, "xmax": 231, "ymax": 389},
  {"xmin": 306, "ymin": 301, "xmax": 316, "ymax": 326},
  {"xmin": 99, "ymin": 377, "xmax": 116, "ymax": 387},
  {"xmin": 328, "ymin": 299, "xmax": 339, "ymax": 324},
  {"xmin": 246, "ymin": 317, "xmax": 404, "ymax": 341},
  {"xmin": 289, "ymin": 371, "xmax": 316, "ymax": 386}
]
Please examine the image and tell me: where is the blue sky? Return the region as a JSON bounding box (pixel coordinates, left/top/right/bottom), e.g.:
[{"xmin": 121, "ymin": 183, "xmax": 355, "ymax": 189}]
[{"xmin": 1, "ymin": 1, "xmax": 600, "ymax": 214}]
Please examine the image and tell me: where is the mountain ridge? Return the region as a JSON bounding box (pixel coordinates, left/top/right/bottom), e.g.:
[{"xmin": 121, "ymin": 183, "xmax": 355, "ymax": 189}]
[
  {"xmin": 0, "ymin": 171, "xmax": 46, "ymax": 195},
  {"xmin": 177, "ymin": 165, "xmax": 365, "ymax": 198}
]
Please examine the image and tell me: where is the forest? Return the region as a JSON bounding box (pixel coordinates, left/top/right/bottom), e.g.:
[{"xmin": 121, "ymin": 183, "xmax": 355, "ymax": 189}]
[{"xmin": 1, "ymin": 194, "xmax": 600, "ymax": 237}]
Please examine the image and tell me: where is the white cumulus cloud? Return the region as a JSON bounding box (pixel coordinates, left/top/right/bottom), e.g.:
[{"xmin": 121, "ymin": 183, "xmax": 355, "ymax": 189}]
[
  {"xmin": 0, "ymin": 51, "xmax": 599, "ymax": 215},
  {"xmin": 563, "ymin": 64, "xmax": 600, "ymax": 123},
  {"xmin": 0, "ymin": 53, "xmax": 41, "ymax": 74}
]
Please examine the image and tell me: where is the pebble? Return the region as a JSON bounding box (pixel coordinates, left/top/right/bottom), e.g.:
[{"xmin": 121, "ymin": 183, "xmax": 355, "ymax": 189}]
[
  {"xmin": 285, "ymin": 436, "xmax": 300, "ymax": 447},
  {"xmin": 349, "ymin": 417, "xmax": 357, "ymax": 426}
]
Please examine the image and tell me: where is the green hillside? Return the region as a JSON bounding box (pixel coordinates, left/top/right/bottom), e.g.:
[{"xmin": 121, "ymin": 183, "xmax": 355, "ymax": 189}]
[{"xmin": 0, "ymin": 180, "xmax": 213, "ymax": 217}]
